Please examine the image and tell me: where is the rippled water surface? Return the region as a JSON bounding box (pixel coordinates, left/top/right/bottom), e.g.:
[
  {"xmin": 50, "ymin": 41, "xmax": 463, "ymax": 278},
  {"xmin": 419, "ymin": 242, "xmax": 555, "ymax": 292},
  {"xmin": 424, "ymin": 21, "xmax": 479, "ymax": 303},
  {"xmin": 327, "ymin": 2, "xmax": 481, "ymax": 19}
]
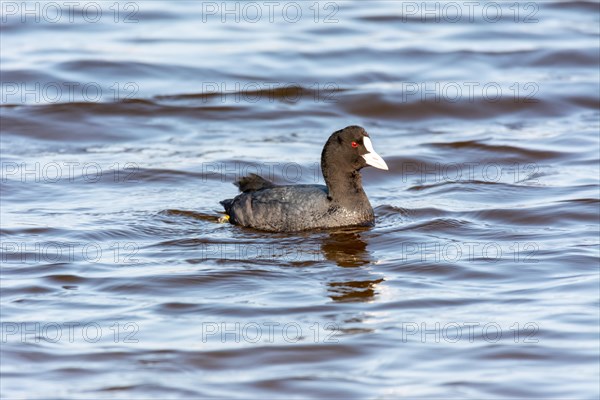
[{"xmin": 1, "ymin": 1, "xmax": 599, "ymax": 398}]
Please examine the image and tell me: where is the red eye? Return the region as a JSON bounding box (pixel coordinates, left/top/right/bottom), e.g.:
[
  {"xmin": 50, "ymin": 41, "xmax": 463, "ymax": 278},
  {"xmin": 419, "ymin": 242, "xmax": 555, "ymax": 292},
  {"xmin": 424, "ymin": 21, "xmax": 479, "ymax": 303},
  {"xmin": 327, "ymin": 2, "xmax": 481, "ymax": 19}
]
[{"xmin": 351, "ymin": 141, "xmax": 358, "ymax": 148}]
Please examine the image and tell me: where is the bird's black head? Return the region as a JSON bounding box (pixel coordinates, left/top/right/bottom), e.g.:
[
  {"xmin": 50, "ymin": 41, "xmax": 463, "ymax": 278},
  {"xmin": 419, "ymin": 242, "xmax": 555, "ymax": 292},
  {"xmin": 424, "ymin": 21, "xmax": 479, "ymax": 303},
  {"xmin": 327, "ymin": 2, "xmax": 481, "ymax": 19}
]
[
  {"xmin": 321, "ymin": 125, "xmax": 388, "ymax": 176},
  {"xmin": 321, "ymin": 125, "xmax": 388, "ymax": 200}
]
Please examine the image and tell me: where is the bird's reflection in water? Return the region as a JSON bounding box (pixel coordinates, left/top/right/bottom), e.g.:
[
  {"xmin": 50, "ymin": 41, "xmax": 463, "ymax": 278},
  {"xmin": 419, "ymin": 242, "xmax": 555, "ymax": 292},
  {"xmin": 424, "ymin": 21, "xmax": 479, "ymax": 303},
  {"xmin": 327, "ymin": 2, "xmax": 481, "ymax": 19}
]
[{"xmin": 321, "ymin": 227, "xmax": 384, "ymax": 302}]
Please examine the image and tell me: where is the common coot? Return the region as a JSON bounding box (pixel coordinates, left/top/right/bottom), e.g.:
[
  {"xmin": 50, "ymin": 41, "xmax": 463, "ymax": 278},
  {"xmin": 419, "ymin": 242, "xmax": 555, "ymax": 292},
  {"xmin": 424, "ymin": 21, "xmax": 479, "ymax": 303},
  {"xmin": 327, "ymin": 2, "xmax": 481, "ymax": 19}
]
[{"xmin": 220, "ymin": 125, "xmax": 388, "ymax": 232}]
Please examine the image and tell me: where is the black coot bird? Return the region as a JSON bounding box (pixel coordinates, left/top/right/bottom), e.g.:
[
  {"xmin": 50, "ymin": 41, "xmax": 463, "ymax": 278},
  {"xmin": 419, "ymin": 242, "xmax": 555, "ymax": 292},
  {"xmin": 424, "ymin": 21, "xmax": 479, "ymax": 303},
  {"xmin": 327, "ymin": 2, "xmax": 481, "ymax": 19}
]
[{"xmin": 220, "ymin": 125, "xmax": 388, "ymax": 232}]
